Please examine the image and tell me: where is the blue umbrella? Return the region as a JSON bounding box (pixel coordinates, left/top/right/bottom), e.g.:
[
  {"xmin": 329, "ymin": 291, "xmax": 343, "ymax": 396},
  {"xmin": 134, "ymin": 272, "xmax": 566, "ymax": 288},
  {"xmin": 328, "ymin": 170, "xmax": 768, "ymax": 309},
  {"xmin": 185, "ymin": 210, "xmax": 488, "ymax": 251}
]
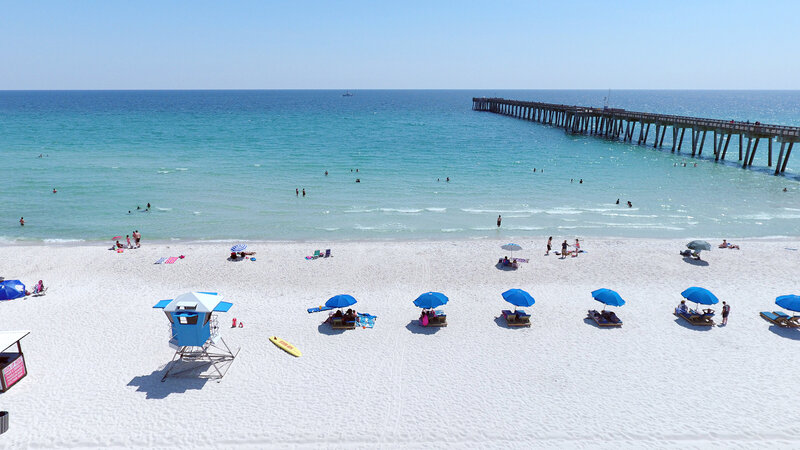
[
  {"xmin": 502, "ymin": 289, "xmax": 535, "ymax": 307},
  {"xmin": 413, "ymin": 292, "xmax": 449, "ymax": 309},
  {"xmin": 325, "ymin": 294, "xmax": 357, "ymax": 308},
  {"xmin": 681, "ymin": 287, "xmax": 719, "ymax": 305},
  {"xmin": 231, "ymin": 243, "xmax": 247, "ymax": 252},
  {"xmin": 501, "ymin": 243, "xmax": 522, "ymax": 257},
  {"xmin": 0, "ymin": 280, "xmax": 26, "ymax": 301},
  {"xmin": 591, "ymin": 288, "xmax": 626, "ymax": 307},
  {"xmin": 776, "ymin": 295, "xmax": 800, "ymax": 312}
]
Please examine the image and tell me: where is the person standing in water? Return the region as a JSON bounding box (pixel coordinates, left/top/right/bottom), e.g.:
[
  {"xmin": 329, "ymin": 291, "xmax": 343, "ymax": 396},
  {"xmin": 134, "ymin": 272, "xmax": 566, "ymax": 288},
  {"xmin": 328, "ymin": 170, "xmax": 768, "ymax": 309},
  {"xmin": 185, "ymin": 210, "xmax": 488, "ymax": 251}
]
[
  {"xmin": 296, "ymin": 188, "xmax": 299, "ymax": 196},
  {"xmin": 19, "ymin": 217, "xmax": 24, "ymax": 226},
  {"xmin": 497, "ymin": 215, "xmax": 502, "ymax": 227},
  {"xmin": 302, "ymin": 188, "xmax": 306, "ymax": 197}
]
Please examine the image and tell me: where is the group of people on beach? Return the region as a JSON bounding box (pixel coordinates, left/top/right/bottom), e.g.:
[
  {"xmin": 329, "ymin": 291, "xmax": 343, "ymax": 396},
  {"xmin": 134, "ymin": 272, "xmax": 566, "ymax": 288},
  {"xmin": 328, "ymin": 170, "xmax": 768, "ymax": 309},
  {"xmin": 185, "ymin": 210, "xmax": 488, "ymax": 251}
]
[
  {"xmin": 115, "ymin": 231, "xmax": 141, "ymax": 249},
  {"xmin": 677, "ymin": 300, "xmax": 731, "ymax": 326},
  {"xmin": 545, "ymin": 237, "xmax": 582, "ymax": 259}
]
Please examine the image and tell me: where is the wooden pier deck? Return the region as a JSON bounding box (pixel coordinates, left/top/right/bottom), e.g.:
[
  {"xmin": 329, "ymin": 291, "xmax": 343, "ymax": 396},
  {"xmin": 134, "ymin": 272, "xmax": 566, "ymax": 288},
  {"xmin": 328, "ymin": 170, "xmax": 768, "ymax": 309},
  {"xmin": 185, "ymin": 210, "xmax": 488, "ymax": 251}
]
[{"xmin": 473, "ymin": 97, "xmax": 800, "ymax": 174}]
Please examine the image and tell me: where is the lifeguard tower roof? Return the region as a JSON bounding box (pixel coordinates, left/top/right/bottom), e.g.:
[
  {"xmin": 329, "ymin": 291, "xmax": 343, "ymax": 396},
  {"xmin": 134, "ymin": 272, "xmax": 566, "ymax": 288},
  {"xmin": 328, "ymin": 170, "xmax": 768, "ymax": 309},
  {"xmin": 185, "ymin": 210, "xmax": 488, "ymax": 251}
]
[{"xmin": 153, "ymin": 292, "xmax": 233, "ymax": 313}]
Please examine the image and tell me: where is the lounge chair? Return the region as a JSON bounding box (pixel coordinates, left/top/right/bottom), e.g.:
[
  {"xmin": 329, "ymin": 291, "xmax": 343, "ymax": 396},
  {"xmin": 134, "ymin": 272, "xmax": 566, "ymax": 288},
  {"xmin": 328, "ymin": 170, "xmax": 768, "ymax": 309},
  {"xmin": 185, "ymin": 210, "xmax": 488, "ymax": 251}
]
[
  {"xmin": 330, "ymin": 316, "xmax": 356, "ymax": 330},
  {"xmin": 31, "ymin": 283, "xmax": 47, "ymax": 297},
  {"xmin": 324, "ymin": 249, "xmax": 331, "ymax": 258},
  {"xmin": 760, "ymin": 311, "xmax": 800, "ymax": 328},
  {"xmin": 313, "ymin": 250, "xmax": 321, "ymax": 259},
  {"xmin": 675, "ymin": 308, "xmax": 714, "ymax": 326},
  {"xmin": 587, "ymin": 309, "xmax": 621, "ymax": 327},
  {"xmin": 602, "ymin": 310, "xmax": 622, "ymax": 325},
  {"xmin": 502, "ymin": 309, "xmax": 530, "ymax": 327},
  {"xmin": 420, "ymin": 310, "xmax": 448, "ymax": 327}
]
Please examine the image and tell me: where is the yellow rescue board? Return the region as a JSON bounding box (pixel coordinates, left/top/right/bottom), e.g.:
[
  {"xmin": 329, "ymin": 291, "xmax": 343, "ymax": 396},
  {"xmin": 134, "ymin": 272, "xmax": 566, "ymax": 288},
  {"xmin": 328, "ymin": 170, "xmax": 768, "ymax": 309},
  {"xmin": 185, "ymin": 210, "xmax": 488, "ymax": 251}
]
[{"xmin": 270, "ymin": 336, "xmax": 302, "ymax": 357}]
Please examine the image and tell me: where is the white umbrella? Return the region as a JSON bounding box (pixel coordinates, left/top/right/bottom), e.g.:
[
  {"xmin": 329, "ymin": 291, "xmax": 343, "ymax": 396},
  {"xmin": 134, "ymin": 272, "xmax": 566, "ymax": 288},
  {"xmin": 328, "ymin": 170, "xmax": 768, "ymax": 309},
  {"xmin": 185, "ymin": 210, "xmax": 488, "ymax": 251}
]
[{"xmin": 501, "ymin": 243, "xmax": 522, "ymax": 258}]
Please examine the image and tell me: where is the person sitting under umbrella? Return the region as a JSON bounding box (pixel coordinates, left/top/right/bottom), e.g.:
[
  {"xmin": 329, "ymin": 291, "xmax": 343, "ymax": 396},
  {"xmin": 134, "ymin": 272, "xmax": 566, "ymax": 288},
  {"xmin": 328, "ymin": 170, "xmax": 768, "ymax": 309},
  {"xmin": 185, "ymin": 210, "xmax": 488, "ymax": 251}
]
[{"xmin": 676, "ymin": 300, "xmax": 688, "ymax": 315}]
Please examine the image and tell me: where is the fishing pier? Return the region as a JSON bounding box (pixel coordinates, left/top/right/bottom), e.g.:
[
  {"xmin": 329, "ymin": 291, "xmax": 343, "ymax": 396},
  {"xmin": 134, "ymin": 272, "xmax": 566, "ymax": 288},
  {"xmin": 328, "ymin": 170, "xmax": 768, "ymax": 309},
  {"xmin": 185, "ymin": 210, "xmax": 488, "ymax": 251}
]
[{"xmin": 472, "ymin": 97, "xmax": 800, "ymax": 174}]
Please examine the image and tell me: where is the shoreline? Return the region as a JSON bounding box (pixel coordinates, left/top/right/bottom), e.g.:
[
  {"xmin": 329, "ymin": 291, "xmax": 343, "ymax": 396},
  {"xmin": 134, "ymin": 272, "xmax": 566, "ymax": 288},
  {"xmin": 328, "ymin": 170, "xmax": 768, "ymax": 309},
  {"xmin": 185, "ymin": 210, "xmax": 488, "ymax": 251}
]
[{"xmin": 3, "ymin": 233, "xmax": 800, "ymax": 248}]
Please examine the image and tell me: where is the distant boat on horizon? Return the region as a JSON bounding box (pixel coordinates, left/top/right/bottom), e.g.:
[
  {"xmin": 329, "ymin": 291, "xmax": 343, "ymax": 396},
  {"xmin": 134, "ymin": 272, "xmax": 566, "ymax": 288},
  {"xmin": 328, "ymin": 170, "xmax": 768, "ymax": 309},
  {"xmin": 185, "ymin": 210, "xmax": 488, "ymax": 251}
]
[{"xmin": 342, "ymin": 91, "xmax": 354, "ymax": 97}]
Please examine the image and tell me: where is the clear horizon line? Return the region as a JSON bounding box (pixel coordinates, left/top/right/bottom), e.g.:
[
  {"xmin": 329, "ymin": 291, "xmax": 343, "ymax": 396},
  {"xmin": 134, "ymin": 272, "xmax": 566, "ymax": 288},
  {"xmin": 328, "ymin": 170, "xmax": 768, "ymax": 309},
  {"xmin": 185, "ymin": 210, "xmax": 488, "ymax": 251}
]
[{"xmin": 2, "ymin": 88, "xmax": 800, "ymax": 92}]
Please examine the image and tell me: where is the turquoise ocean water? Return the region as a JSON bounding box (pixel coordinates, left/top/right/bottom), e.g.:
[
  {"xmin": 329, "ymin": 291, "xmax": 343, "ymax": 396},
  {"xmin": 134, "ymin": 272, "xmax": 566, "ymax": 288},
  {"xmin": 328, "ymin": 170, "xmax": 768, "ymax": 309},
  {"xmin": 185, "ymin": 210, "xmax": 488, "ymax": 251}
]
[{"xmin": 1, "ymin": 90, "xmax": 799, "ymax": 243}]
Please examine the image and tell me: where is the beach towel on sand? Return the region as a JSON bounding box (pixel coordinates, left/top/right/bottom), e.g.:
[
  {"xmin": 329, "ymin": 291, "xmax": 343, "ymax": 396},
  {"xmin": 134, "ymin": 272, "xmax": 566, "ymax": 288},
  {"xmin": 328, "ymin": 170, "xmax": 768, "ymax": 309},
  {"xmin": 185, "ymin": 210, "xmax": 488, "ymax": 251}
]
[
  {"xmin": 164, "ymin": 257, "xmax": 179, "ymax": 264},
  {"xmin": 307, "ymin": 306, "xmax": 334, "ymax": 314},
  {"xmin": 356, "ymin": 313, "xmax": 377, "ymax": 328},
  {"xmin": 154, "ymin": 257, "xmax": 166, "ymax": 264}
]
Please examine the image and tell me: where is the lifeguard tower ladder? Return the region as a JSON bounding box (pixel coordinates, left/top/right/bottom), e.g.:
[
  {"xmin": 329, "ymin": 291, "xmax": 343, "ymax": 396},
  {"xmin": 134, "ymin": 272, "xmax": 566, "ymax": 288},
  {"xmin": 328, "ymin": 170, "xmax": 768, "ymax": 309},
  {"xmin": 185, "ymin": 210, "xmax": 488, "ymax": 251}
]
[{"xmin": 153, "ymin": 292, "xmax": 240, "ymax": 382}]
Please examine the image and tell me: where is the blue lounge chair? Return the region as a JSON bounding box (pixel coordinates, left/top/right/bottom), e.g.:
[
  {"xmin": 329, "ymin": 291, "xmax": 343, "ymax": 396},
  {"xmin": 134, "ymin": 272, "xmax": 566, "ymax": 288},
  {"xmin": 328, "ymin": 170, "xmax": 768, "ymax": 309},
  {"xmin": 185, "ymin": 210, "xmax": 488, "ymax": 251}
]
[
  {"xmin": 502, "ymin": 309, "xmax": 530, "ymax": 327},
  {"xmin": 588, "ymin": 309, "xmax": 621, "ymax": 327},
  {"xmin": 675, "ymin": 308, "xmax": 714, "ymax": 326},
  {"xmin": 760, "ymin": 311, "xmax": 799, "ymax": 327}
]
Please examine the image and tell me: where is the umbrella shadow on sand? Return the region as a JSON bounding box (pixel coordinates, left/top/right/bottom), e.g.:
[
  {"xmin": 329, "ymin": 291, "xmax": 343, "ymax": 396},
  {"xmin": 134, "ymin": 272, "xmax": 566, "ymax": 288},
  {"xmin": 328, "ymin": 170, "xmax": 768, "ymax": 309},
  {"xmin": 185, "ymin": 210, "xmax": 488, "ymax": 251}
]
[
  {"xmin": 128, "ymin": 368, "xmax": 209, "ymax": 399},
  {"xmin": 674, "ymin": 317, "xmax": 713, "ymax": 331},
  {"xmin": 405, "ymin": 320, "xmax": 441, "ymax": 335},
  {"xmin": 495, "ymin": 262, "xmax": 517, "ymax": 271},
  {"xmin": 682, "ymin": 257, "xmax": 709, "ymax": 267},
  {"xmin": 768, "ymin": 325, "xmax": 800, "ymax": 341}
]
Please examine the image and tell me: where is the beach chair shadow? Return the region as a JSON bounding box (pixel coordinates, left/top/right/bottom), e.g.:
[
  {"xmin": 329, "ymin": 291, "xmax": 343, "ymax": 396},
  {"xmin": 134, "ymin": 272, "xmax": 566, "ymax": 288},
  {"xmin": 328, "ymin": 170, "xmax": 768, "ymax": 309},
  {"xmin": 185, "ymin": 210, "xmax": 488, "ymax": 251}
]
[
  {"xmin": 317, "ymin": 322, "xmax": 346, "ymax": 335},
  {"xmin": 127, "ymin": 368, "xmax": 209, "ymax": 399},
  {"xmin": 583, "ymin": 317, "xmax": 617, "ymax": 329},
  {"xmin": 682, "ymin": 257, "xmax": 709, "ymax": 267},
  {"xmin": 674, "ymin": 317, "xmax": 713, "ymax": 331},
  {"xmin": 405, "ymin": 320, "xmax": 441, "ymax": 335},
  {"xmin": 494, "ymin": 316, "xmax": 515, "ymax": 329},
  {"xmin": 768, "ymin": 325, "xmax": 800, "ymax": 340}
]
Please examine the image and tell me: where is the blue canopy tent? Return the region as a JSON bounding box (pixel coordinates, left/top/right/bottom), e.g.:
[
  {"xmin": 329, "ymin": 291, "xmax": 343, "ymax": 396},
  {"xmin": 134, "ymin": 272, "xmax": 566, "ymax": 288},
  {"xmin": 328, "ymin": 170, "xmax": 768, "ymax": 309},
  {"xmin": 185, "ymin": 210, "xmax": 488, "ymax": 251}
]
[{"xmin": 0, "ymin": 280, "xmax": 26, "ymax": 301}]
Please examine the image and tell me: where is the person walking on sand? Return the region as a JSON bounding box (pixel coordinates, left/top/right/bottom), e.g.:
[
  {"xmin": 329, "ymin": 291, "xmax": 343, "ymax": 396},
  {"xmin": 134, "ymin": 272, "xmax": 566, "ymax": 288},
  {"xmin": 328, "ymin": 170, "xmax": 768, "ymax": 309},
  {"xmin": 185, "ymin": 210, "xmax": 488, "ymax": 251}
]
[
  {"xmin": 126, "ymin": 235, "xmax": 132, "ymax": 249},
  {"xmin": 497, "ymin": 215, "xmax": 502, "ymax": 227},
  {"xmin": 721, "ymin": 301, "xmax": 730, "ymax": 326},
  {"xmin": 546, "ymin": 236, "xmax": 552, "ymax": 255},
  {"xmin": 133, "ymin": 230, "xmax": 141, "ymax": 248},
  {"xmin": 561, "ymin": 240, "xmax": 568, "ymax": 259}
]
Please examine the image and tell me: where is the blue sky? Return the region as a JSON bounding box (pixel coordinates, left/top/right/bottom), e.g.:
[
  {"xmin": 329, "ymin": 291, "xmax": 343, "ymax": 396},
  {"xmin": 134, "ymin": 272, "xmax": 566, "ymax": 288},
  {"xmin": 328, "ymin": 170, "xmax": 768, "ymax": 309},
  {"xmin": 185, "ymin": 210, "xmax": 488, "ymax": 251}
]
[{"xmin": 1, "ymin": 0, "xmax": 798, "ymax": 89}]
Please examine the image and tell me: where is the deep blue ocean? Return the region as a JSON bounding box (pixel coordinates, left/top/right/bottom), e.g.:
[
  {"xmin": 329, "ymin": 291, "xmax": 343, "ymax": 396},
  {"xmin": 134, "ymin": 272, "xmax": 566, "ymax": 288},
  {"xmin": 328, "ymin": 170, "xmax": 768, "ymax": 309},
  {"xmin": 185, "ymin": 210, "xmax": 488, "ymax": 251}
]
[{"xmin": 1, "ymin": 90, "xmax": 799, "ymax": 243}]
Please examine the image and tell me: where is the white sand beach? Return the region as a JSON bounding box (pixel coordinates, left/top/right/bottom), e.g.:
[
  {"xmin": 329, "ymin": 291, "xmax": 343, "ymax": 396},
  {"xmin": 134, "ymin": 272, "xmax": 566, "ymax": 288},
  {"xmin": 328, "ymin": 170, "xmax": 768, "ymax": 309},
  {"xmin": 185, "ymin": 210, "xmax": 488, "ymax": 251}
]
[{"xmin": 2, "ymin": 238, "xmax": 800, "ymax": 448}]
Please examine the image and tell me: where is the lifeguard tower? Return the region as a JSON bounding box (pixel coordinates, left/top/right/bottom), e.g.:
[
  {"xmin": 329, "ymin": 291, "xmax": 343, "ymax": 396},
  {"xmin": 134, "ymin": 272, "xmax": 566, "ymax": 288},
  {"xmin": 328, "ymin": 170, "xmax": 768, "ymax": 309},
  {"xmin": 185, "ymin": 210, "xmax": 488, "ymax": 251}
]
[{"xmin": 153, "ymin": 292, "xmax": 239, "ymax": 382}]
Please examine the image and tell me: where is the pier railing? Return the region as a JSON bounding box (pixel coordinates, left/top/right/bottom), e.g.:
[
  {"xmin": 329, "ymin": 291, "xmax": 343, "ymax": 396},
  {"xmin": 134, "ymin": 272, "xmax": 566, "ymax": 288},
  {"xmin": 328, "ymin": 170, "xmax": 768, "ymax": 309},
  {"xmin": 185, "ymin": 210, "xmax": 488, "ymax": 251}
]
[{"xmin": 473, "ymin": 97, "xmax": 798, "ymax": 174}]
